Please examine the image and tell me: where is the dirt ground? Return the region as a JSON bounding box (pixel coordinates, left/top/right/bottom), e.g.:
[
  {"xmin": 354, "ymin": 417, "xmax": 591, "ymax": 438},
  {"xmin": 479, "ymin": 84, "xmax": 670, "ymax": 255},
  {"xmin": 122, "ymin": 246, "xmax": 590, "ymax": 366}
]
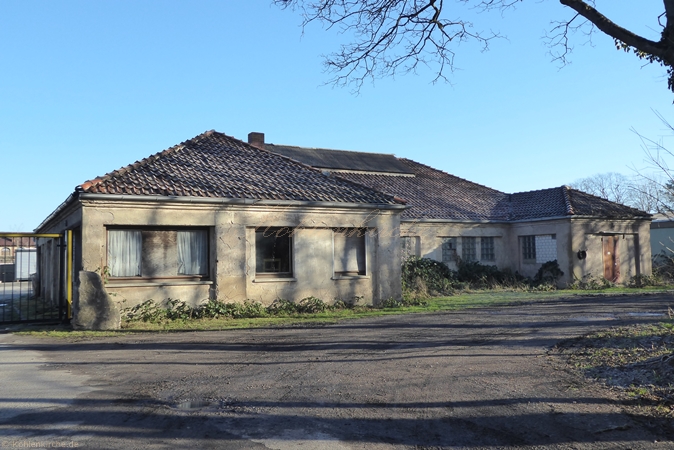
[{"xmin": 1, "ymin": 294, "xmax": 674, "ymax": 449}]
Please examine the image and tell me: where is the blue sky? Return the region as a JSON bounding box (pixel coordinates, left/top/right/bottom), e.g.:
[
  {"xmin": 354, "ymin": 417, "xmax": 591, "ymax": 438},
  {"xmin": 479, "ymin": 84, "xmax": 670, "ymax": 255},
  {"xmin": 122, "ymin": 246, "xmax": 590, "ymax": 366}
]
[{"xmin": 0, "ymin": 1, "xmax": 671, "ymax": 231}]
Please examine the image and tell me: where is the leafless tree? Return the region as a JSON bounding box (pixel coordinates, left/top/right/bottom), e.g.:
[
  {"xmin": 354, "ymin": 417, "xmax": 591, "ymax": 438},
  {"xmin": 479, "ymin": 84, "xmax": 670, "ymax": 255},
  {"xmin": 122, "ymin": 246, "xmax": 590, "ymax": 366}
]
[
  {"xmin": 275, "ymin": 0, "xmax": 674, "ymax": 91},
  {"xmin": 569, "ymin": 171, "xmax": 666, "ymax": 213},
  {"xmin": 634, "ymin": 112, "xmax": 674, "ymax": 216}
]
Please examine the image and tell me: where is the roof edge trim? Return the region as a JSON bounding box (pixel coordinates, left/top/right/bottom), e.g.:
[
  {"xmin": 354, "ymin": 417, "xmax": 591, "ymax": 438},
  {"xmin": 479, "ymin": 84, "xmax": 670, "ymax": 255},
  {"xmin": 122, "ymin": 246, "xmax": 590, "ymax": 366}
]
[{"xmin": 79, "ymin": 193, "xmax": 408, "ymax": 210}]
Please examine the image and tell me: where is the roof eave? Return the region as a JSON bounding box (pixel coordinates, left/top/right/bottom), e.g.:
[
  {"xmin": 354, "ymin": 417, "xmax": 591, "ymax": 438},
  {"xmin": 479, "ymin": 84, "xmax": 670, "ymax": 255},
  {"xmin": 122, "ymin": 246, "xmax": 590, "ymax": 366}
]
[{"xmin": 78, "ymin": 193, "xmax": 408, "ymax": 210}]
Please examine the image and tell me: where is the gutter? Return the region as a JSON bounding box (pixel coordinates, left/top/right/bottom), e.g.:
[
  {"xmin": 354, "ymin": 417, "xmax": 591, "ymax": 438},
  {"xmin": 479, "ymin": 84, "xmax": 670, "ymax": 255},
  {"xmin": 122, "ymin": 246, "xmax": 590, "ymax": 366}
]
[
  {"xmin": 34, "ymin": 192, "xmax": 78, "ymax": 232},
  {"xmin": 78, "ymin": 193, "xmax": 407, "ymax": 210},
  {"xmin": 402, "ymin": 215, "xmax": 652, "ymax": 225},
  {"xmin": 36, "ymin": 191, "xmax": 408, "ymax": 232}
]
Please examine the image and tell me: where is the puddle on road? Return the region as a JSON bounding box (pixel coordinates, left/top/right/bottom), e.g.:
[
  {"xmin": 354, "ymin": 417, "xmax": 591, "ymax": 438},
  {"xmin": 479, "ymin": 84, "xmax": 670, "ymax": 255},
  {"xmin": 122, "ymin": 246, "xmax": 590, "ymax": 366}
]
[
  {"xmin": 175, "ymin": 399, "xmax": 214, "ymax": 410},
  {"xmin": 569, "ymin": 315, "xmax": 617, "ymax": 322},
  {"xmin": 626, "ymin": 312, "xmax": 666, "ymax": 317}
]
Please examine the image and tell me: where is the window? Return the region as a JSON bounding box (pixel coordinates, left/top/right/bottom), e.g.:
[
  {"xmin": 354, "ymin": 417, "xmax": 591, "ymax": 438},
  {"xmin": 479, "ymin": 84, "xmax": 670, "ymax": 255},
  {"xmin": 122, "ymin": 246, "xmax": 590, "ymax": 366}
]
[
  {"xmin": 401, "ymin": 236, "xmax": 419, "ymax": 260},
  {"xmin": 521, "ymin": 234, "xmax": 557, "ymax": 263},
  {"xmin": 256, "ymin": 227, "xmax": 293, "ymax": 277},
  {"xmin": 441, "ymin": 237, "xmax": 457, "ymax": 264},
  {"xmin": 462, "ymin": 237, "xmax": 477, "ymax": 262},
  {"xmin": 334, "ymin": 228, "xmax": 366, "ymax": 276},
  {"xmin": 107, "ymin": 229, "xmax": 209, "ymax": 279},
  {"xmin": 521, "ymin": 235, "xmax": 536, "ymax": 260},
  {"xmin": 108, "ymin": 230, "xmax": 141, "ymax": 277},
  {"xmin": 481, "ymin": 237, "xmax": 495, "ymax": 261},
  {"xmin": 177, "ymin": 230, "xmax": 209, "ymax": 275}
]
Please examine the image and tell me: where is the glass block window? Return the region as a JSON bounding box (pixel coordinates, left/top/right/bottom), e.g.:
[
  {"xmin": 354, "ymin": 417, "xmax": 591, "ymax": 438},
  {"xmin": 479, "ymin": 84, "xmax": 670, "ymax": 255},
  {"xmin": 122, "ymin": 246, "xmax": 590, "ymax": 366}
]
[
  {"xmin": 441, "ymin": 237, "xmax": 457, "ymax": 264},
  {"xmin": 480, "ymin": 237, "xmax": 495, "ymax": 261},
  {"xmin": 401, "ymin": 236, "xmax": 419, "ymax": 260},
  {"xmin": 521, "ymin": 235, "xmax": 536, "ymax": 261},
  {"xmin": 462, "ymin": 237, "xmax": 477, "ymax": 262}
]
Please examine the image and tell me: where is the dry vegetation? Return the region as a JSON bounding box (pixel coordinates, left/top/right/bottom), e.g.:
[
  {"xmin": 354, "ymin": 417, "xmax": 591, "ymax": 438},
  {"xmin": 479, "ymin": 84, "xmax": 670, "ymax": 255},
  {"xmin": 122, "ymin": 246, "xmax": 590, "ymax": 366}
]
[{"xmin": 554, "ymin": 313, "xmax": 674, "ymax": 424}]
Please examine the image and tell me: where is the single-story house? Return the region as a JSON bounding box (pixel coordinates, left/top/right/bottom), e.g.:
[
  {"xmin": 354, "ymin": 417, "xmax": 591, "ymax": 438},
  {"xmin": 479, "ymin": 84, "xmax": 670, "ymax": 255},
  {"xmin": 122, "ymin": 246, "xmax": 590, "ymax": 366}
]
[
  {"xmin": 35, "ymin": 131, "xmax": 406, "ymax": 310},
  {"xmin": 256, "ymin": 133, "xmax": 652, "ymax": 286},
  {"xmin": 36, "ymin": 130, "xmax": 652, "ymax": 319}
]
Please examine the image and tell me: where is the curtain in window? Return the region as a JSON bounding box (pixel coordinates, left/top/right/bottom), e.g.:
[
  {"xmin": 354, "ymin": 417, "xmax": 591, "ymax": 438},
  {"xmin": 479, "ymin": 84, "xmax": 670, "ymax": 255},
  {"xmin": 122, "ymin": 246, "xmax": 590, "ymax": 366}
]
[
  {"xmin": 108, "ymin": 230, "xmax": 142, "ymax": 277},
  {"xmin": 334, "ymin": 231, "xmax": 366, "ymax": 275},
  {"xmin": 177, "ymin": 230, "xmax": 208, "ymax": 275}
]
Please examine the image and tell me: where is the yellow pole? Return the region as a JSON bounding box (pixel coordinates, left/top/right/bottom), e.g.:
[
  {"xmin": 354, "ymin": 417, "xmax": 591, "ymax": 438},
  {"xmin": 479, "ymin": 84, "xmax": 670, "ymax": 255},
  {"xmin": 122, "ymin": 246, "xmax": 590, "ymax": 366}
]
[{"xmin": 66, "ymin": 230, "xmax": 73, "ymax": 319}]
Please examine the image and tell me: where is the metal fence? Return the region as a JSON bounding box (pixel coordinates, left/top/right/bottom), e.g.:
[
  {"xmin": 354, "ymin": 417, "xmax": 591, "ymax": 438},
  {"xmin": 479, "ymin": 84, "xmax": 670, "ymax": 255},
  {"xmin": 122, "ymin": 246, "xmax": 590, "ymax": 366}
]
[{"xmin": 0, "ymin": 233, "xmax": 68, "ymax": 324}]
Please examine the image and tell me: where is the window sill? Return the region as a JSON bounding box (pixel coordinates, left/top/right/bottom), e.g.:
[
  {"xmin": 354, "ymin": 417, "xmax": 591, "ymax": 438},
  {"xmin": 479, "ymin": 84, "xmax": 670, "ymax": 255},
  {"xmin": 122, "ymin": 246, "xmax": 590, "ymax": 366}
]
[
  {"xmin": 332, "ymin": 275, "xmax": 371, "ymax": 280},
  {"xmin": 106, "ymin": 280, "xmax": 213, "ymax": 288},
  {"xmin": 253, "ymin": 277, "xmax": 297, "ymax": 283}
]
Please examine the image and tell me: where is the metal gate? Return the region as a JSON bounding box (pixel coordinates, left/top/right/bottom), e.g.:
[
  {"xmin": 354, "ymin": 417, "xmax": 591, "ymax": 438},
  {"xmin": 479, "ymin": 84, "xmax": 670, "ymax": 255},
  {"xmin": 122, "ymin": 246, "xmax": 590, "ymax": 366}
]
[{"xmin": 0, "ymin": 232, "xmax": 72, "ymax": 324}]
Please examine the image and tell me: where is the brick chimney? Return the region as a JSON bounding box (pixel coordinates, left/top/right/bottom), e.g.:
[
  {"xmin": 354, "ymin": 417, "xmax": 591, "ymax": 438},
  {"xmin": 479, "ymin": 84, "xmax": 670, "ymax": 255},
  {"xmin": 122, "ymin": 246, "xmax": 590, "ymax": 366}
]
[{"xmin": 248, "ymin": 132, "xmax": 265, "ymax": 150}]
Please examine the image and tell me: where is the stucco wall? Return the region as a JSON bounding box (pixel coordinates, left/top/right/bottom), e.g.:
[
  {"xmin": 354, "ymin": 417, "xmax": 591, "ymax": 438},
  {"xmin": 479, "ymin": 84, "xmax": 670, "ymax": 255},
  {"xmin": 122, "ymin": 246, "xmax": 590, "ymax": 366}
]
[
  {"xmin": 507, "ymin": 220, "xmax": 572, "ymax": 282},
  {"xmin": 570, "ymin": 218, "xmax": 651, "ymax": 284},
  {"xmin": 400, "ymin": 217, "xmax": 651, "ymax": 286},
  {"xmin": 401, "ymin": 221, "xmax": 510, "ymax": 271},
  {"xmin": 52, "ymin": 199, "xmax": 403, "ymax": 308}
]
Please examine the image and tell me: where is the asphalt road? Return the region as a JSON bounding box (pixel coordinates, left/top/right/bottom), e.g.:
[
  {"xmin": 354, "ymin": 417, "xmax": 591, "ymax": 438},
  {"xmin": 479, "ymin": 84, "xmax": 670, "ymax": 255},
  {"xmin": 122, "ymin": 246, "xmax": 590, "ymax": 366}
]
[{"xmin": 1, "ymin": 294, "xmax": 673, "ymax": 449}]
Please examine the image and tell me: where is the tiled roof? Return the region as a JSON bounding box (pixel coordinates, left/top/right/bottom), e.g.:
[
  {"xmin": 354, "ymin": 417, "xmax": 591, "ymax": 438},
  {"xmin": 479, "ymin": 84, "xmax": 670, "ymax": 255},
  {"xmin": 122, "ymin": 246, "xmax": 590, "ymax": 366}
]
[
  {"xmin": 336, "ymin": 159, "xmax": 512, "ymax": 221},
  {"xmin": 510, "ymin": 186, "xmax": 650, "ymax": 220},
  {"xmin": 312, "ymin": 156, "xmax": 649, "ymax": 221},
  {"xmin": 78, "ymin": 131, "xmax": 400, "ymax": 205},
  {"xmin": 265, "ymin": 144, "xmax": 414, "ymax": 174},
  {"xmin": 565, "ymin": 187, "xmax": 650, "ymax": 218}
]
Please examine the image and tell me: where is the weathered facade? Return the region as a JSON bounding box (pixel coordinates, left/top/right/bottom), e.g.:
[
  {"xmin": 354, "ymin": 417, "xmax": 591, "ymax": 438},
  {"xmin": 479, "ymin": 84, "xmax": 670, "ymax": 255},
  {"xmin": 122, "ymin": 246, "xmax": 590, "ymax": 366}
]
[
  {"xmin": 35, "ymin": 129, "xmax": 653, "ymax": 327},
  {"xmin": 36, "ymin": 131, "xmax": 406, "ymax": 311},
  {"xmin": 266, "ymin": 138, "xmax": 652, "ymax": 286}
]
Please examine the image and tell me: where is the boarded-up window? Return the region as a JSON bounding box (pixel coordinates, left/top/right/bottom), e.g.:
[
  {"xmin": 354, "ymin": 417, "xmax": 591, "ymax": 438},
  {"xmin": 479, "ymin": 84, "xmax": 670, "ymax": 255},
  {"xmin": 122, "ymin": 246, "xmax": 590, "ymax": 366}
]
[
  {"xmin": 521, "ymin": 234, "xmax": 557, "ymax": 263},
  {"xmin": 334, "ymin": 229, "xmax": 366, "ymax": 276},
  {"xmin": 401, "ymin": 236, "xmax": 420, "ymax": 260},
  {"xmin": 535, "ymin": 234, "xmax": 557, "ymax": 263}
]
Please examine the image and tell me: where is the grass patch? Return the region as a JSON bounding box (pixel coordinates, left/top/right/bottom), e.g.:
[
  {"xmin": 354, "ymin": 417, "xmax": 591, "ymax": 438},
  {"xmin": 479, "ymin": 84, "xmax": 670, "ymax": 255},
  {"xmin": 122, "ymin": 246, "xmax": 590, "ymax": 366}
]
[
  {"xmin": 13, "ymin": 287, "xmax": 672, "ymax": 336},
  {"xmin": 555, "ymin": 320, "xmax": 674, "ymax": 417}
]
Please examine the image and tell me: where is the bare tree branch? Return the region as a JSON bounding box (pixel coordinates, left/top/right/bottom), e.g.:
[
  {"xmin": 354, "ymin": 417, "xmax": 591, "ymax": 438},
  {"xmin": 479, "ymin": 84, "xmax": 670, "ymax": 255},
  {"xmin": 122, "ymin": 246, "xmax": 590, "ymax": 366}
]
[{"xmin": 276, "ymin": 0, "xmax": 674, "ymax": 92}]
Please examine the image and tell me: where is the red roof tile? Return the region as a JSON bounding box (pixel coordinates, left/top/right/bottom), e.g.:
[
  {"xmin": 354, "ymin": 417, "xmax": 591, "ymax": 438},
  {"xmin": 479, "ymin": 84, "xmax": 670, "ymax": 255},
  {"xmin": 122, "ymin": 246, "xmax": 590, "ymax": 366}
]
[{"xmin": 78, "ymin": 131, "xmax": 400, "ymax": 206}]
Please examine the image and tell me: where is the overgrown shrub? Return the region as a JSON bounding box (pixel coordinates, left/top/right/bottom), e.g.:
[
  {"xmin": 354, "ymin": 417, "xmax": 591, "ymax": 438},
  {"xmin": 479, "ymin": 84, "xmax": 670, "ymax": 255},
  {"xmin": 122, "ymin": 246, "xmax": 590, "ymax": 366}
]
[
  {"xmin": 568, "ymin": 274, "xmax": 614, "ymax": 290},
  {"xmin": 379, "ymin": 296, "xmax": 428, "ymax": 308},
  {"xmin": 533, "ymin": 260, "xmax": 564, "ymax": 285},
  {"xmin": 232, "ymin": 300, "xmax": 268, "ymax": 318},
  {"xmin": 456, "ymin": 260, "xmax": 527, "ymax": 290},
  {"xmin": 296, "ymin": 296, "xmax": 329, "ymax": 313},
  {"xmin": 402, "ymin": 257, "xmax": 458, "ymax": 297},
  {"xmin": 652, "ymin": 253, "xmax": 674, "ymax": 284},
  {"xmin": 267, "ymin": 297, "xmax": 330, "ymax": 315},
  {"xmin": 627, "ymin": 274, "xmax": 664, "ymax": 288},
  {"xmin": 123, "ymin": 296, "xmax": 341, "ymax": 324},
  {"xmin": 121, "ymin": 299, "xmax": 167, "ymax": 323}
]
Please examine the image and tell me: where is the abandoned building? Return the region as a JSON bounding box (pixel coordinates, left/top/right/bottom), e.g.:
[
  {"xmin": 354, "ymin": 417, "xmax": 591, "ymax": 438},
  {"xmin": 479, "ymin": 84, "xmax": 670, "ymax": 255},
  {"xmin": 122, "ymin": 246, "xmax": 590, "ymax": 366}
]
[{"xmin": 35, "ymin": 130, "xmax": 652, "ymax": 315}]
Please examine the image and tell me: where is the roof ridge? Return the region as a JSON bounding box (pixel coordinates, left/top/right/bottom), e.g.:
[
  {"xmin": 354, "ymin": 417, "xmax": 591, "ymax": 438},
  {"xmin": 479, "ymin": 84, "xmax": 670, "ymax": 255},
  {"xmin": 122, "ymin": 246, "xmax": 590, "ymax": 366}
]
[
  {"xmin": 511, "ymin": 186, "xmax": 561, "ymax": 196},
  {"xmin": 79, "ymin": 130, "xmax": 216, "ymax": 192},
  {"xmin": 399, "ymin": 158, "xmax": 507, "ymax": 195},
  {"xmin": 561, "ymin": 185, "xmax": 574, "ymax": 215},
  {"xmin": 261, "ymin": 144, "xmax": 405, "ymax": 205},
  {"xmin": 267, "ymin": 143, "xmax": 397, "ymax": 157}
]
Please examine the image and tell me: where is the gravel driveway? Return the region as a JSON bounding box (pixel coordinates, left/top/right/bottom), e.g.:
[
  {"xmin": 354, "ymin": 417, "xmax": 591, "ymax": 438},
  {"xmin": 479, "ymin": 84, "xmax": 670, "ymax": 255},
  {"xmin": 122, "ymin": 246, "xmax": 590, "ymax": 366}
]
[{"xmin": 1, "ymin": 294, "xmax": 673, "ymax": 449}]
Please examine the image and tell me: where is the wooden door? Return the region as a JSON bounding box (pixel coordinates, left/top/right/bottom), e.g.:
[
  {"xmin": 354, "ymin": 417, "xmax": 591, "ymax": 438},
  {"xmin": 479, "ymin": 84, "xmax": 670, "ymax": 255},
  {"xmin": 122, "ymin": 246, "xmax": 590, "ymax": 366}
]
[{"xmin": 603, "ymin": 236, "xmax": 620, "ymax": 282}]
